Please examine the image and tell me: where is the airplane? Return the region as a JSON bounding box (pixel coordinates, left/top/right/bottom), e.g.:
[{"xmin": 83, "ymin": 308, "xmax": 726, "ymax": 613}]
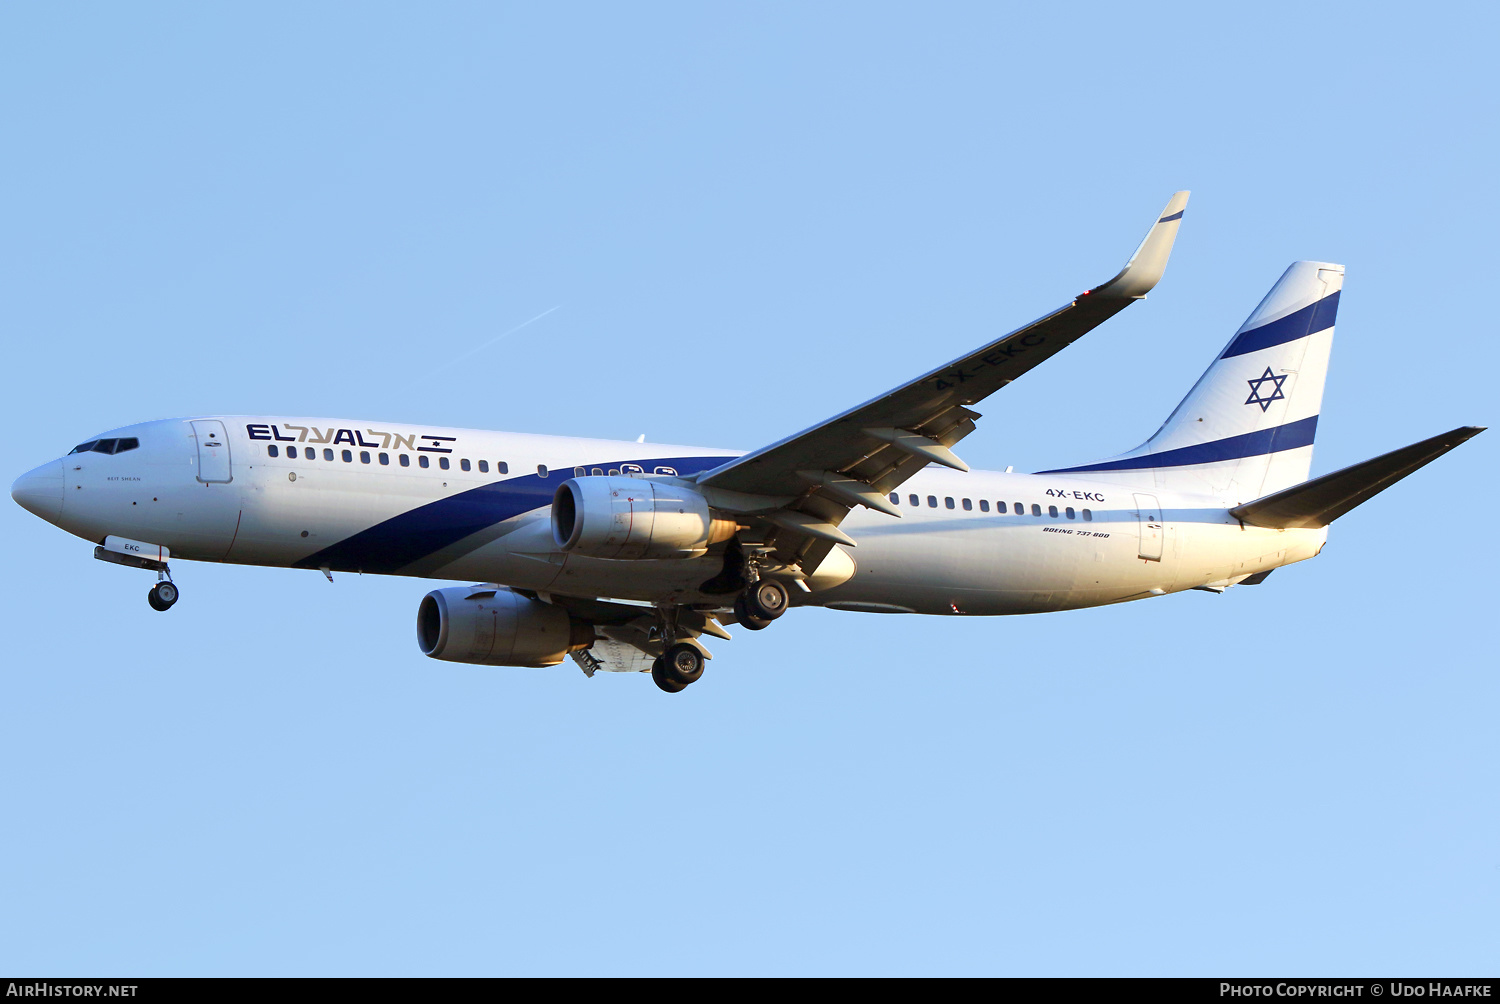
[{"xmin": 10, "ymin": 192, "xmax": 1484, "ymax": 693}]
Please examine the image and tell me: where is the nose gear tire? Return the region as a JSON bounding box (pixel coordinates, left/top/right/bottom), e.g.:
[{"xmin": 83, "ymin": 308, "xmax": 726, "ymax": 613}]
[{"xmin": 148, "ymin": 581, "xmax": 179, "ymax": 611}]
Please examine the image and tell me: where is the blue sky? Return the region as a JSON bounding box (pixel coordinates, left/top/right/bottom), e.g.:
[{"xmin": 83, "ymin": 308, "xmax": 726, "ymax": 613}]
[{"xmin": 2, "ymin": 2, "xmax": 1495, "ymax": 976}]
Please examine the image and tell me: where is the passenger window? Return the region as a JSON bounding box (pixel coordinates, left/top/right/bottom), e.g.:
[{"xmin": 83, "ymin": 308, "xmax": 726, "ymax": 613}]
[
  {"xmin": 909, "ymin": 494, "xmax": 919, "ymax": 507},
  {"xmin": 268, "ymin": 445, "xmax": 279, "ymax": 458},
  {"xmin": 574, "ymin": 467, "xmax": 585, "ymax": 477},
  {"xmin": 609, "ymin": 469, "xmax": 620, "ymax": 476},
  {"xmin": 419, "ymin": 455, "xmax": 430, "ymax": 468},
  {"xmin": 287, "ymin": 446, "xmax": 299, "ymax": 459},
  {"xmin": 479, "ymin": 460, "xmax": 489, "ymax": 473},
  {"xmin": 944, "ymin": 497, "xmax": 955, "ymax": 509},
  {"xmin": 1048, "ymin": 505, "xmax": 1058, "ymax": 518},
  {"xmin": 538, "ymin": 465, "xmax": 548, "ymax": 478},
  {"xmin": 1066, "ymin": 507, "xmax": 1075, "ymax": 519},
  {"xmin": 1031, "ymin": 504, "xmax": 1041, "ymax": 516},
  {"xmin": 592, "ymin": 468, "xmax": 603, "ymax": 476},
  {"xmin": 979, "ymin": 500, "xmax": 990, "ymax": 512},
  {"xmin": 439, "ymin": 457, "xmax": 450, "ymax": 470},
  {"xmin": 962, "ymin": 498, "xmax": 972, "ymax": 511},
  {"xmin": 461, "ymin": 459, "xmax": 471, "ymax": 472},
  {"xmin": 324, "ymin": 449, "xmax": 334, "ymax": 461},
  {"xmin": 1082, "ymin": 508, "xmax": 1093, "ymax": 521},
  {"xmin": 1015, "ymin": 502, "xmax": 1024, "ymax": 515},
  {"xmin": 498, "ymin": 462, "xmax": 509, "ymax": 474},
  {"xmin": 889, "ymin": 493, "xmax": 899, "ymax": 504},
  {"xmin": 400, "ymin": 455, "xmax": 410, "ymax": 467},
  {"xmin": 379, "ymin": 453, "xmax": 389, "ymax": 466},
  {"xmin": 342, "ymin": 450, "xmax": 353, "ymax": 463},
  {"xmin": 927, "ymin": 496, "xmax": 937, "ymax": 508},
  {"xmin": 360, "ymin": 451, "xmax": 371, "ymax": 464},
  {"xmin": 996, "ymin": 502, "xmax": 1007, "ymax": 514}
]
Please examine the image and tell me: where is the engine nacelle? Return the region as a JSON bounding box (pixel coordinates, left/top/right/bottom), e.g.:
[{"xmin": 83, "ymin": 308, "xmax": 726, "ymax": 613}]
[
  {"xmin": 551, "ymin": 476, "xmax": 737, "ymax": 560},
  {"xmin": 416, "ymin": 586, "xmax": 593, "ymax": 667}
]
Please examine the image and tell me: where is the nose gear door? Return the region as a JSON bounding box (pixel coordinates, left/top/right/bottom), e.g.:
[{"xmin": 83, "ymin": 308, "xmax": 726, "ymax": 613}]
[{"xmin": 192, "ymin": 420, "xmax": 233, "ymax": 484}]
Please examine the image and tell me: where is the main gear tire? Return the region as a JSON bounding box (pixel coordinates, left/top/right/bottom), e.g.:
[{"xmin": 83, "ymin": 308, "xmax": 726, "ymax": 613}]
[
  {"xmin": 650, "ymin": 655, "xmax": 688, "ymax": 693},
  {"xmin": 743, "ymin": 579, "xmax": 789, "ymax": 622},
  {"xmin": 734, "ymin": 594, "xmax": 771, "ymax": 631},
  {"xmin": 660, "ymin": 643, "xmax": 704, "ymax": 687}
]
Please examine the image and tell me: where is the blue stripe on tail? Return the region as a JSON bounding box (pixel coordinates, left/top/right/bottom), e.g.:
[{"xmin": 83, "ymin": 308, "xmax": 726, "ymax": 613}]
[{"xmin": 1220, "ymin": 291, "xmax": 1339, "ymax": 358}]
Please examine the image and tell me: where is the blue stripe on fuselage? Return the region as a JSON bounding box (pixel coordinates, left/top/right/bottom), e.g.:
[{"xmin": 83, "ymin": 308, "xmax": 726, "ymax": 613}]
[
  {"xmin": 294, "ymin": 455, "xmax": 728, "ymax": 574},
  {"xmin": 1220, "ymin": 291, "xmax": 1339, "ymax": 358},
  {"xmin": 1038, "ymin": 416, "xmax": 1318, "ymax": 474}
]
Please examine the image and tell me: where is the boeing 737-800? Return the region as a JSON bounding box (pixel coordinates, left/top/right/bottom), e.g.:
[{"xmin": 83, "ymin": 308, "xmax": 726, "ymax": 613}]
[{"xmin": 10, "ymin": 193, "xmax": 1483, "ymax": 692}]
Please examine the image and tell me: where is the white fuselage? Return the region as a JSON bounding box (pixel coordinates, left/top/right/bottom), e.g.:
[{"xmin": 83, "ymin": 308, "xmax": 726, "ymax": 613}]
[{"xmin": 20, "ymin": 416, "xmax": 1328, "ymax": 615}]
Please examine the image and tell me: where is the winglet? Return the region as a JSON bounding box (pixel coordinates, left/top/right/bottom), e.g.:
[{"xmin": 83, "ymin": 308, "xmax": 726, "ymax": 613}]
[{"xmin": 1087, "ymin": 191, "xmax": 1190, "ymax": 301}]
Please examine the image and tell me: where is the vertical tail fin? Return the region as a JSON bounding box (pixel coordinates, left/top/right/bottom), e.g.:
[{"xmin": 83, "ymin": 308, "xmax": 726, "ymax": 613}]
[{"xmin": 1043, "ymin": 261, "xmax": 1342, "ymax": 500}]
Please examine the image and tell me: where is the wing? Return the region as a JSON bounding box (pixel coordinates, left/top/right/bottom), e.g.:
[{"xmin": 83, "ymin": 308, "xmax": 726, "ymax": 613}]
[
  {"xmin": 577, "ymin": 636, "xmax": 657, "ymax": 674},
  {"xmin": 694, "ymin": 192, "xmax": 1189, "ymax": 574},
  {"xmin": 545, "ymin": 593, "xmax": 729, "ymax": 675}
]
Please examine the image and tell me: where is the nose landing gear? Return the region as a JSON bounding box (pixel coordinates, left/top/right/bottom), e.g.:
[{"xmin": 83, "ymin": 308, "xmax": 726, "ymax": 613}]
[
  {"xmin": 147, "ymin": 580, "xmax": 178, "ymax": 611},
  {"xmin": 147, "ymin": 575, "xmax": 179, "ymax": 611},
  {"xmin": 93, "ymin": 538, "xmax": 180, "ymax": 612}
]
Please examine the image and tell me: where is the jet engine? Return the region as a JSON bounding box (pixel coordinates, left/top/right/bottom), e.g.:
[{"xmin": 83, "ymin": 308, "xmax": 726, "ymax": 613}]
[
  {"xmin": 416, "ymin": 586, "xmax": 594, "ymax": 667},
  {"xmin": 551, "ymin": 476, "xmax": 737, "ymax": 560}
]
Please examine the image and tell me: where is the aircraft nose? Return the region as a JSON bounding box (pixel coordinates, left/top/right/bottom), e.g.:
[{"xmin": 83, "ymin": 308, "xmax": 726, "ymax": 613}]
[{"xmin": 11, "ymin": 459, "xmax": 64, "ymax": 521}]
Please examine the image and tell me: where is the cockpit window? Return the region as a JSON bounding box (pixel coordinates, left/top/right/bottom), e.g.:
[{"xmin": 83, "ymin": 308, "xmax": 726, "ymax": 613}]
[{"xmin": 67, "ymin": 437, "xmax": 139, "ymax": 456}]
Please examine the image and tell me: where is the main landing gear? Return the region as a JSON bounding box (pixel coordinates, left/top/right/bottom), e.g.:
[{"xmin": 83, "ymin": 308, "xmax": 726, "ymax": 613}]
[
  {"xmin": 646, "ymin": 577, "xmax": 792, "ymax": 694},
  {"xmin": 147, "ymin": 574, "xmax": 179, "ymax": 611},
  {"xmin": 651, "ymin": 643, "xmax": 705, "ymax": 693},
  {"xmin": 734, "ymin": 578, "xmax": 789, "ymax": 632}
]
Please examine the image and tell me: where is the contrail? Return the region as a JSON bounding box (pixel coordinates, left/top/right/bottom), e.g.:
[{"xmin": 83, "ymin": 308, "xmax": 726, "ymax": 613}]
[{"xmin": 424, "ymin": 305, "xmax": 561, "ymax": 377}]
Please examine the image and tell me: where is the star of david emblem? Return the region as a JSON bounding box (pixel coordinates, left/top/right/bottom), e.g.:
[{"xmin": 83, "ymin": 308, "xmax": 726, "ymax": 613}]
[{"xmin": 1244, "ymin": 367, "xmax": 1288, "ymax": 412}]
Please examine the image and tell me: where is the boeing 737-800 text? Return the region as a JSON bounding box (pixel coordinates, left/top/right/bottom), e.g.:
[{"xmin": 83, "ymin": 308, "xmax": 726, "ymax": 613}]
[{"xmin": 10, "ymin": 193, "xmax": 1483, "ymax": 692}]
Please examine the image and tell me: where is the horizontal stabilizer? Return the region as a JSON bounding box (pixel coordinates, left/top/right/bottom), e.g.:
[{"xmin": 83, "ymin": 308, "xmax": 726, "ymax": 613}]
[{"xmin": 1230, "ymin": 426, "xmax": 1484, "ymax": 529}]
